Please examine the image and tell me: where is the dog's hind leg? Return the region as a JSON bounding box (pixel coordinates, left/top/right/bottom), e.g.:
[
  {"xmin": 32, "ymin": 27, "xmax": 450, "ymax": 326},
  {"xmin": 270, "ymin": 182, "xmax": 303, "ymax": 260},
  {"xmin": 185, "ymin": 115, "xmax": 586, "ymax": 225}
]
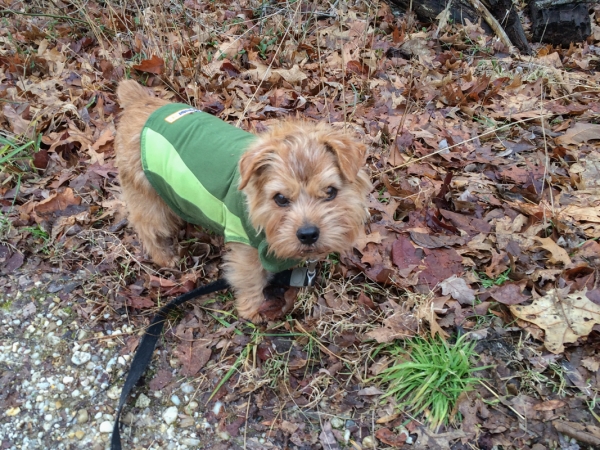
[{"xmin": 121, "ymin": 174, "xmax": 182, "ymax": 268}]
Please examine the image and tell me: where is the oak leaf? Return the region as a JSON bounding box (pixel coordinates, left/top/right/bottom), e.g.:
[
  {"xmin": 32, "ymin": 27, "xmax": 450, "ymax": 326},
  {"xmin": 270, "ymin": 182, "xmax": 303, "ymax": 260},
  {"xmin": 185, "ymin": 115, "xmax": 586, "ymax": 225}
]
[
  {"xmin": 489, "ymin": 283, "xmax": 529, "ymax": 305},
  {"xmin": 510, "ymin": 288, "xmax": 600, "ymax": 354},
  {"xmin": 555, "ymin": 123, "xmax": 600, "ymax": 145},
  {"xmin": 439, "ymin": 275, "xmax": 475, "ymax": 305},
  {"xmin": 534, "ymin": 237, "xmax": 571, "ymax": 265}
]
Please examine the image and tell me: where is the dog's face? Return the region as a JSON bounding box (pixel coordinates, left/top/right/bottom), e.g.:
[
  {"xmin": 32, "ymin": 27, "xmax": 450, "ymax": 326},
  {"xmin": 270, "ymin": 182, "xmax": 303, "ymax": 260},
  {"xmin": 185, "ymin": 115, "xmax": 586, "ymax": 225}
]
[{"xmin": 238, "ymin": 121, "xmax": 372, "ymax": 261}]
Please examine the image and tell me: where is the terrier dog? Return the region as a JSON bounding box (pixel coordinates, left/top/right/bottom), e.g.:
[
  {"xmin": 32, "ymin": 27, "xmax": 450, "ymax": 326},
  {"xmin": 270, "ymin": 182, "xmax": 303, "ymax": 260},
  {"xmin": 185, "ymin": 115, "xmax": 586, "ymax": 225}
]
[{"xmin": 114, "ymin": 80, "xmax": 371, "ymax": 323}]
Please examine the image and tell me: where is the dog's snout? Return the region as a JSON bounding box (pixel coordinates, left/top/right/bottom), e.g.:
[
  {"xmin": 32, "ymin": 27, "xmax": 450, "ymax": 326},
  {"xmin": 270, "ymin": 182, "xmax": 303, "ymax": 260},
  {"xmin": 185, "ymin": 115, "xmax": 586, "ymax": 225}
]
[{"xmin": 296, "ymin": 225, "xmax": 320, "ymax": 245}]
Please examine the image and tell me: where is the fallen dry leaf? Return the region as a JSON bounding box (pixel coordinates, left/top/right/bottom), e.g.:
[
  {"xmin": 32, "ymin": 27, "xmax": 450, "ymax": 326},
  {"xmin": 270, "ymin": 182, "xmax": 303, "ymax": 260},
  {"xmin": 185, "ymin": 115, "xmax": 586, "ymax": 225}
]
[
  {"xmin": 174, "ymin": 339, "xmax": 212, "ymax": 377},
  {"xmin": 489, "ymin": 283, "xmax": 530, "ymax": 305},
  {"xmin": 126, "ymin": 296, "xmax": 155, "ymax": 309},
  {"xmin": 132, "ymin": 55, "xmax": 164, "ymax": 74},
  {"xmin": 561, "ymin": 205, "xmax": 600, "ymax": 223},
  {"xmin": 375, "ymin": 427, "xmax": 407, "ymax": 447},
  {"xmin": 534, "ymin": 237, "xmax": 572, "ymax": 266},
  {"xmin": 365, "ymin": 300, "xmax": 418, "ymax": 343},
  {"xmin": 414, "ymin": 297, "xmax": 451, "ymax": 340},
  {"xmin": 32, "ymin": 188, "xmax": 82, "ymax": 216},
  {"xmin": 533, "ymin": 399, "xmax": 565, "ymax": 411},
  {"xmin": 354, "ymin": 230, "xmax": 383, "ymax": 251},
  {"xmin": 555, "ymin": 122, "xmax": 600, "ymax": 145},
  {"xmin": 409, "ymin": 231, "xmax": 466, "ymax": 249},
  {"xmin": 581, "ymin": 356, "xmax": 600, "ymax": 372},
  {"xmin": 318, "ymin": 420, "xmax": 339, "ymax": 449},
  {"xmin": 510, "ymin": 288, "xmax": 600, "ymax": 353},
  {"xmin": 439, "ymin": 275, "xmax": 475, "ymax": 305}
]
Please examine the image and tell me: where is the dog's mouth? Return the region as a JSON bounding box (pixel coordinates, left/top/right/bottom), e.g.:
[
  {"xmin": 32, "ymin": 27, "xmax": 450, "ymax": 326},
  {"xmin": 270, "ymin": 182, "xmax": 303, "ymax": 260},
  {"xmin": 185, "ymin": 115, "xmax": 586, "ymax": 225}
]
[{"xmin": 298, "ymin": 244, "xmax": 324, "ymax": 258}]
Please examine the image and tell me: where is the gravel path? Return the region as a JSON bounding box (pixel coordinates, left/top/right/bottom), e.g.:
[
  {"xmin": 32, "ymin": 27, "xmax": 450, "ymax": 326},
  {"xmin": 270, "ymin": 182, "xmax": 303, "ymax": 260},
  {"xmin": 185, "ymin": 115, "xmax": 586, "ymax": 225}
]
[{"xmin": 0, "ymin": 269, "xmax": 245, "ymax": 450}]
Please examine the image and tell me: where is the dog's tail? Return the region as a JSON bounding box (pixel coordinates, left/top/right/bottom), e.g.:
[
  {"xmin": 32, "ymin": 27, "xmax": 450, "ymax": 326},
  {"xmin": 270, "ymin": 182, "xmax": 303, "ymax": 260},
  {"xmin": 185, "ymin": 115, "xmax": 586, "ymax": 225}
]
[{"xmin": 117, "ymin": 80, "xmax": 151, "ymax": 107}]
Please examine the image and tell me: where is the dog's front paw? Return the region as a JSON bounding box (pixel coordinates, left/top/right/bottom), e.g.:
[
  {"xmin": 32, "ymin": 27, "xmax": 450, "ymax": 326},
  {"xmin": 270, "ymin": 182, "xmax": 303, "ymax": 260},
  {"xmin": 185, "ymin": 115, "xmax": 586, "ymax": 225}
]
[
  {"xmin": 237, "ymin": 309, "xmax": 266, "ymax": 324},
  {"xmin": 151, "ymin": 252, "xmax": 179, "ymax": 268},
  {"xmin": 236, "ymin": 287, "xmax": 296, "ymax": 324}
]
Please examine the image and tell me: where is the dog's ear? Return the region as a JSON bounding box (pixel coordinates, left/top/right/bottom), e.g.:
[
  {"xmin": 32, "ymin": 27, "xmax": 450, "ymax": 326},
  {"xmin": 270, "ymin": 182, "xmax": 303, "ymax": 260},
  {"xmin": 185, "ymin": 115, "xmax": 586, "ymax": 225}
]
[
  {"xmin": 323, "ymin": 132, "xmax": 367, "ymax": 182},
  {"xmin": 238, "ymin": 143, "xmax": 274, "ymax": 190}
]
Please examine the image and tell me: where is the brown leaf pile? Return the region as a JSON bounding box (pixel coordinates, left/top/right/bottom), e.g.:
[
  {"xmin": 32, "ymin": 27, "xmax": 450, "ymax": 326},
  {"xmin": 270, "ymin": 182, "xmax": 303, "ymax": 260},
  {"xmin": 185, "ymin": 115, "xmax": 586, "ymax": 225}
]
[{"xmin": 2, "ymin": 1, "xmax": 600, "ymax": 449}]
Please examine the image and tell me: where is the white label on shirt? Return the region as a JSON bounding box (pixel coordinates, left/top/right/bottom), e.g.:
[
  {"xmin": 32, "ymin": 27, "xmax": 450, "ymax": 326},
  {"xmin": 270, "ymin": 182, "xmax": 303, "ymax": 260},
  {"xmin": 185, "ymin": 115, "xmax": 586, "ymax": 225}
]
[{"xmin": 164, "ymin": 108, "xmax": 201, "ymax": 123}]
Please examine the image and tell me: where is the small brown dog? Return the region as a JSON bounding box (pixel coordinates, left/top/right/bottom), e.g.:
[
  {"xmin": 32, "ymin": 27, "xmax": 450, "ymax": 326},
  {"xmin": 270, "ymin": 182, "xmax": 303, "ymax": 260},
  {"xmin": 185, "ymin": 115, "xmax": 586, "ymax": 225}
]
[{"xmin": 115, "ymin": 80, "xmax": 371, "ymax": 322}]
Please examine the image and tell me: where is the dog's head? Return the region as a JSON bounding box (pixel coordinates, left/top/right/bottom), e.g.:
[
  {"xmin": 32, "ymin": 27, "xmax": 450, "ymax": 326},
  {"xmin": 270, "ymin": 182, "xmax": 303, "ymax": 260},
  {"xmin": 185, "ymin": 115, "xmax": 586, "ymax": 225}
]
[{"xmin": 238, "ymin": 121, "xmax": 372, "ymax": 261}]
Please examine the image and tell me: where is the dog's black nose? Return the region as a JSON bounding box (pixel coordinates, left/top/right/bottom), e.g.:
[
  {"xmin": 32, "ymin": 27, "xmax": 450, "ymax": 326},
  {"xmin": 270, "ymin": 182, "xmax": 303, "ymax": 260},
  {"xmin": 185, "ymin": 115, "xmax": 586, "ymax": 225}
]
[{"xmin": 296, "ymin": 225, "xmax": 320, "ymax": 245}]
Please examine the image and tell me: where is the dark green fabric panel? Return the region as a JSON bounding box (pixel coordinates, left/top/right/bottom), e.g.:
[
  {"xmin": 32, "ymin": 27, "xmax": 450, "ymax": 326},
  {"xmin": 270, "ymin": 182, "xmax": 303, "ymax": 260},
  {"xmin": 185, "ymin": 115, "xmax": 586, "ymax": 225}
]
[{"xmin": 143, "ymin": 170, "xmax": 230, "ymax": 238}]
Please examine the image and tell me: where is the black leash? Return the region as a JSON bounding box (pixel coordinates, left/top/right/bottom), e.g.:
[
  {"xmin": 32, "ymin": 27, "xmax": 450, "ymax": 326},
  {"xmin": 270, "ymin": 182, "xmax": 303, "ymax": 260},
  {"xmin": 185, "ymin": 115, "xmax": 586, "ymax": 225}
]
[
  {"xmin": 110, "ymin": 263, "xmax": 318, "ymax": 449},
  {"xmin": 111, "ymin": 278, "xmax": 229, "ymax": 450}
]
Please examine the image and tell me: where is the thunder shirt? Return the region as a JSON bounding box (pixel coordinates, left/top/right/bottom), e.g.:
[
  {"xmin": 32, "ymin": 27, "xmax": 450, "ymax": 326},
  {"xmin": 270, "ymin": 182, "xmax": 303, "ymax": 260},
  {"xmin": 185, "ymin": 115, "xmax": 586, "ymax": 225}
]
[{"xmin": 140, "ymin": 103, "xmax": 298, "ymax": 273}]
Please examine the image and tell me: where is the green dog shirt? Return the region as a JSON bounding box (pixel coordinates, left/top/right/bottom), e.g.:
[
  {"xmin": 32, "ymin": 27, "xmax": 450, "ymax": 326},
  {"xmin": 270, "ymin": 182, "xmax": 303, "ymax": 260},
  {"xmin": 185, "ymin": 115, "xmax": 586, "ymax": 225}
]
[{"xmin": 141, "ymin": 103, "xmax": 298, "ymax": 273}]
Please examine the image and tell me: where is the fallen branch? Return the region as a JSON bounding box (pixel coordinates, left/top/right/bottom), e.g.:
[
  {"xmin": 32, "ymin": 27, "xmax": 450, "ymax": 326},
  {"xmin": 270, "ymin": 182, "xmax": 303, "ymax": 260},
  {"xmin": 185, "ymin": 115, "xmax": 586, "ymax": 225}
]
[
  {"xmin": 553, "ymin": 420, "xmax": 600, "ymax": 446},
  {"xmin": 467, "ymin": 0, "xmax": 515, "ymax": 52}
]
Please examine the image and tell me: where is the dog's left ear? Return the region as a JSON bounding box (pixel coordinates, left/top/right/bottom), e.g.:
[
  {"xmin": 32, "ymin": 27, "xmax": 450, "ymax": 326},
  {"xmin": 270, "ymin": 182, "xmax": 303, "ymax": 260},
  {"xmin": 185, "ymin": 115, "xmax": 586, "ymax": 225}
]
[
  {"xmin": 238, "ymin": 143, "xmax": 274, "ymax": 190},
  {"xmin": 323, "ymin": 132, "xmax": 367, "ymax": 182}
]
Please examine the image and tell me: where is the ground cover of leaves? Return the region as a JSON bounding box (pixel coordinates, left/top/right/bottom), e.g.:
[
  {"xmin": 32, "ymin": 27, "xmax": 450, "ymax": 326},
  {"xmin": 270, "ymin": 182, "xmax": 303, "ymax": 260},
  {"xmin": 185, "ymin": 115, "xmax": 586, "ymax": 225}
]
[{"xmin": 1, "ymin": 1, "xmax": 600, "ymax": 449}]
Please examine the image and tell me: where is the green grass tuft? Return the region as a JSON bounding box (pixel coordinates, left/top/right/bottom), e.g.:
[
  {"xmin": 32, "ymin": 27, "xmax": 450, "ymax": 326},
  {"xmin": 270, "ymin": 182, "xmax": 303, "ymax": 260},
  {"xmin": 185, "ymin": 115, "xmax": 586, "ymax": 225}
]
[
  {"xmin": 0, "ymin": 134, "xmax": 40, "ymax": 168},
  {"xmin": 377, "ymin": 334, "xmax": 488, "ymax": 430},
  {"xmin": 477, "ymin": 269, "xmax": 510, "ymax": 288}
]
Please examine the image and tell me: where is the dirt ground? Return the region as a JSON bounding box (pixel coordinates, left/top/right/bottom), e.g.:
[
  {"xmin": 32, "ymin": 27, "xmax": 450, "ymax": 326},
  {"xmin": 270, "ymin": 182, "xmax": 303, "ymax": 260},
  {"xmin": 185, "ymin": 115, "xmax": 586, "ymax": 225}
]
[{"xmin": 1, "ymin": 1, "xmax": 600, "ymax": 449}]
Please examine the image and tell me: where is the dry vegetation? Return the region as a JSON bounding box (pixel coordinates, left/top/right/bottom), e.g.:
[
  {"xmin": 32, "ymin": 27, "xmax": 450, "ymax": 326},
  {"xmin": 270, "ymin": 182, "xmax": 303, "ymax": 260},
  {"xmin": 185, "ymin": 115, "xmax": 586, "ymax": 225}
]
[{"xmin": 1, "ymin": 0, "xmax": 600, "ymax": 449}]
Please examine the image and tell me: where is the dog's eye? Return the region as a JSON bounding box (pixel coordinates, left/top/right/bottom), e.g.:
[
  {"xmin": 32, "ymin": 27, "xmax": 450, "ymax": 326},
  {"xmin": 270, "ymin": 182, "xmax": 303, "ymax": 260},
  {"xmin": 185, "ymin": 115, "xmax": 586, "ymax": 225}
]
[
  {"xmin": 325, "ymin": 186, "xmax": 338, "ymax": 201},
  {"xmin": 273, "ymin": 193, "xmax": 290, "ymax": 207}
]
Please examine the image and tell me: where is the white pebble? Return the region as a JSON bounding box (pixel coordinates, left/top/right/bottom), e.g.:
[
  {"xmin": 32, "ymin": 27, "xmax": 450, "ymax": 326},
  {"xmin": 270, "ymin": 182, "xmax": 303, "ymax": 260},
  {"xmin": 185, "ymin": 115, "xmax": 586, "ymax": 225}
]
[
  {"xmin": 212, "ymin": 401, "xmax": 223, "ymax": 415},
  {"xmin": 184, "ymin": 401, "xmax": 198, "ymax": 415},
  {"xmin": 181, "ymin": 383, "xmax": 194, "ymax": 394},
  {"xmin": 362, "ymin": 436, "xmax": 376, "ymax": 448},
  {"xmin": 331, "ymin": 417, "xmax": 344, "ymax": 429},
  {"xmin": 217, "ymin": 431, "xmax": 230, "ymax": 441},
  {"xmin": 99, "ymin": 421, "xmax": 113, "ymax": 433},
  {"xmin": 170, "ymin": 395, "xmax": 181, "ymax": 406},
  {"xmin": 135, "ymin": 394, "xmax": 151, "ymax": 408},
  {"xmin": 162, "ymin": 406, "xmax": 178, "ymax": 425},
  {"xmin": 62, "ymin": 376, "xmax": 74, "ymax": 384},
  {"xmin": 71, "ymin": 351, "xmax": 91, "ymax": 366},
  {"xmin": 107, "ymin": 385, "xmax": 121, "ymax": 400}
]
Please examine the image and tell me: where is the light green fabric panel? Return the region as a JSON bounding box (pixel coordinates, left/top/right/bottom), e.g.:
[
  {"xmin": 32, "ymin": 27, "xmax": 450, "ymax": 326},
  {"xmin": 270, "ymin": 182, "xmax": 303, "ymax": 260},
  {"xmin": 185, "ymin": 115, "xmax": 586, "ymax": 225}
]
[{"xmin": 142, "ymin": 128, "xmax": 249, "ymax": 244}]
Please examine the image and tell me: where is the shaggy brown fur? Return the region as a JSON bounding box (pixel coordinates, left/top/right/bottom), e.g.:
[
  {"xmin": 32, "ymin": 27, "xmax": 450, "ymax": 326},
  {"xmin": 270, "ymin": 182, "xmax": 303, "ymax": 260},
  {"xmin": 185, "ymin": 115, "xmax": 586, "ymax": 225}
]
[{"xmin": 115, "ymin": 80, "xmax": 371, "ymax": 323}]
